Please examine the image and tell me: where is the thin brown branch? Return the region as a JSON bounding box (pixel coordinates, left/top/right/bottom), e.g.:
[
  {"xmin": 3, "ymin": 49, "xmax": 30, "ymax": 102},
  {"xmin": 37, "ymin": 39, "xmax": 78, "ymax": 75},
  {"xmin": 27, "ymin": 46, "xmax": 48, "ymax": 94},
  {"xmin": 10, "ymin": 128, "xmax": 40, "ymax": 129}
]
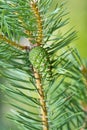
[
  {"xmin": 0, "ymin": 34, "xmax": 27, "ymax": 50},
  {"xmin": 31, "ymin": 1, "xmax": 43, "ymax": 45},
  {"xmin": 31, "ymin": 2, "xmax": 48, "ymax": 128},
  {"xmin": 34, "ymin": 68, "xmax": 49, "ymax": 130}
]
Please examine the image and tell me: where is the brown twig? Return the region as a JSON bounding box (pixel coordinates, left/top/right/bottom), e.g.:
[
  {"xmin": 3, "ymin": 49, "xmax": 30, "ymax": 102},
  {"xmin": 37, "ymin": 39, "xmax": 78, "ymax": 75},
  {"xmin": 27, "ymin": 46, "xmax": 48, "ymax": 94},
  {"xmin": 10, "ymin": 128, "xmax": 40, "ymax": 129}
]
[
  {"xmin": 34, "ymin": 68, "xmax": 49, "ymax": 130},
  {"xmin": 31, "ymin": 1, "xmax": 43, "ymax": 45},
  {"xmin": 31, "ymin": 2, "xmax": 49, "ymax": 129},
  {"xmin": 0, "ymin": 34, "xmax": 27, "ymax": 50}
]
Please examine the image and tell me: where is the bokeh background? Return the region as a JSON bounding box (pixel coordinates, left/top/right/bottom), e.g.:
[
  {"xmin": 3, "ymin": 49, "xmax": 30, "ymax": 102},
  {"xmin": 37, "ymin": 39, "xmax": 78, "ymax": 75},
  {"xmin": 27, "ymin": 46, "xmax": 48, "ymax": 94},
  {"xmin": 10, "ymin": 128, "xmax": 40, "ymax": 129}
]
[
  {"xmin": 0, "ymin": 0, "xmax": 87, "ymax": 130},
  {"xmin": 66, "ymin": 0, "xmax": 87, "ymax": 58}
]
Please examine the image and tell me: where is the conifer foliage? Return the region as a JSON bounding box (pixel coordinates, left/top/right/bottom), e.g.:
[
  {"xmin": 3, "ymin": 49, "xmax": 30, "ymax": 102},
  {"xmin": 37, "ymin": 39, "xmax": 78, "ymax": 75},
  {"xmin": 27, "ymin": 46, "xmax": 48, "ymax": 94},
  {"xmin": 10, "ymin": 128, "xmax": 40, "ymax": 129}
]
[{"xmin": 0, "ymin": 0, "xmax": 87, "ymax": 130}]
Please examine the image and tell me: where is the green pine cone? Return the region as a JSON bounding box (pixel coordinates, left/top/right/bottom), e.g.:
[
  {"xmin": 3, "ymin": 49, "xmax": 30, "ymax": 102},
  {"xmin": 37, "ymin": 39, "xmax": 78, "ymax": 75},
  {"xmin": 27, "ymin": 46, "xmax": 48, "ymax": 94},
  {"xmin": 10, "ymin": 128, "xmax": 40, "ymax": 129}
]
[{"xmin": 29, "ymin": 46, "xmax": 52, "ymax": 78}]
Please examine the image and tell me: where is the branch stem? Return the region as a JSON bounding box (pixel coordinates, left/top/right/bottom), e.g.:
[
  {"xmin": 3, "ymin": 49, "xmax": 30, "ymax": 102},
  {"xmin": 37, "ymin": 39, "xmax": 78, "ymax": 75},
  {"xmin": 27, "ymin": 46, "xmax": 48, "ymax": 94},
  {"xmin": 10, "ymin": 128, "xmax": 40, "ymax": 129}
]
[
  {"xmin": 0, "ymin": 34, "xmax": 26, "ymax": 50},
  {"xmin": 31, "ymin": 1, "xmax": 43, "ymax": 45},
  {"xmin": 34, "ymin": 68, "xmax": 49, "ymax": 130}
]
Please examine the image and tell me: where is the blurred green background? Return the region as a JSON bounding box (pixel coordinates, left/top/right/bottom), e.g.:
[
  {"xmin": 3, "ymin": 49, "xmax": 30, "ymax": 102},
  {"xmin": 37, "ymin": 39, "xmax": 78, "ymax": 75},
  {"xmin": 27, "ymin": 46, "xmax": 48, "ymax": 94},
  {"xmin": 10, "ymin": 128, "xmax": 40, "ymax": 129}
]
[
  {"xmin": 66, "ymin": 0, "xmax": 87, "ymax": 58},
  {"xmin": 0, "ymin": 0, "xmax": 87, "ymax": 130}
]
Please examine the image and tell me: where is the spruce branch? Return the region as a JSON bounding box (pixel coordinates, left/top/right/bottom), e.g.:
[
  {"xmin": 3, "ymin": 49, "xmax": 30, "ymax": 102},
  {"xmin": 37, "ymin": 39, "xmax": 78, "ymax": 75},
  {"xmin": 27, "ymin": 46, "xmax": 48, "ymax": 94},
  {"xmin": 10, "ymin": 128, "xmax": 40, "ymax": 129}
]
[
  {"xmin": 31, "ymin": 1, "xmax": 43, "ymax": 45},
  {"xmin": 30, "ymin": 2, "xmax": 49, "ymax": 129},
  {"xmin": 33, "ymin": 68, "xmax": 49, "ymax": 130},
  {"xmin": 0, "ymin": 33, "xmax": 26, "ymax": 50},
  {"xmin": 0, "ymin": 0, "xmax": 86, "ymax": 130}
]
